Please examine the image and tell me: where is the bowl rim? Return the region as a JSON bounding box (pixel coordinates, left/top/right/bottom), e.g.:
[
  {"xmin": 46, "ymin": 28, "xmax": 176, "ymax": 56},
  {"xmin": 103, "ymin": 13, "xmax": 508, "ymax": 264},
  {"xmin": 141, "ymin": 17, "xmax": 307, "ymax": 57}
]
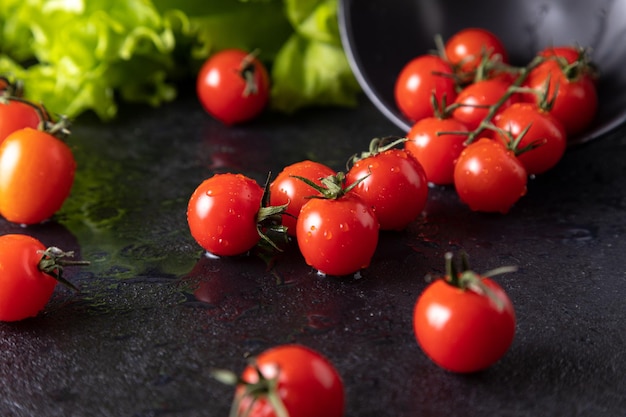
[{"xmin": 337, "ymin": 0, "xmax": 626, "ymax": 145}]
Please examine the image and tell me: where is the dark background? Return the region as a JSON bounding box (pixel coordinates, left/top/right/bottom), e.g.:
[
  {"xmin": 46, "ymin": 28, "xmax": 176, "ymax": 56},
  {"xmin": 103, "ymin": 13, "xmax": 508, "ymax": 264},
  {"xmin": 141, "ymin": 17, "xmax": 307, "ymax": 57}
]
[{"xmin": 0, "ymin": 92, "xmax": 624, "ymax": 416}]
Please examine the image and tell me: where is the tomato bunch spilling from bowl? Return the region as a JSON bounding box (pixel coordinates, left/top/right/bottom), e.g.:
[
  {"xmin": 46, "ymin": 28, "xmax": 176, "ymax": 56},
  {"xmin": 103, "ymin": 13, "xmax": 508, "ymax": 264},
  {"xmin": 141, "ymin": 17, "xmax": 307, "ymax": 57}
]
[{"xmin": 395, "ymin": 28, "xmax": 598, "ymax": 213}]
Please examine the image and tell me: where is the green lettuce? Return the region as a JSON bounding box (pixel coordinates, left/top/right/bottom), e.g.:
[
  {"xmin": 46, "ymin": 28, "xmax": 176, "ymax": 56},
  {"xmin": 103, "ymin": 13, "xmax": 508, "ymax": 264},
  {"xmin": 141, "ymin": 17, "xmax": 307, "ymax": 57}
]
[
  {"xmin": 270, "ymin": 0, "xmax": 361, "ymax": 112},
  {"xmin": 0, "ymin": 0, "xmax": 360, "ymax": 121}
]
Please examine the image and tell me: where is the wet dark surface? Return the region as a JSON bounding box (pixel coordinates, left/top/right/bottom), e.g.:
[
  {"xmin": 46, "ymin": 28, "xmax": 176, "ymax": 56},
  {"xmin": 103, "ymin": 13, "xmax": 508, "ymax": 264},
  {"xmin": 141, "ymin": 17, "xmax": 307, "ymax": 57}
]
[{"xmin": 1, "ymin": 92, "xmax": 625, "ymax": 417}]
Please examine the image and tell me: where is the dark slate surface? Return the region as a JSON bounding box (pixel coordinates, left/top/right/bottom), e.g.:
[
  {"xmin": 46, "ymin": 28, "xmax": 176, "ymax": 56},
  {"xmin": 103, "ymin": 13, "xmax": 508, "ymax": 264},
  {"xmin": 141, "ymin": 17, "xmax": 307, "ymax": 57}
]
[{"xmin": 1, "ymin": 93, "xmax": 625, "ymax": 417}]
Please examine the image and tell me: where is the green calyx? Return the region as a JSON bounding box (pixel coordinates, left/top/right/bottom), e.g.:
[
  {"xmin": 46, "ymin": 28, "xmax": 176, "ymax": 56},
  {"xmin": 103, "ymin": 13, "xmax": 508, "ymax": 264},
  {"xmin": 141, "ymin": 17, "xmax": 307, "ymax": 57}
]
[
  {"xmin": 240, "ymin": 49, "xmax": 262, "ymax": 97},
  {"xmin": 290, "ymin": 171, "xmax": 366, "ymax": 201},
  {"xmin": 257, "ymin": 172, "xmax": 289, "ymax": 252},
  {"xmin": 441, "ymin": 252, "xmax": 517, "ymax": 312},
  {"xmin": 212, "ymin": 361, "xmax": 289, "ymax": 417},
  {"xmin": 0, "ymin": 89, "xmax": 71, "ymax": 139},
  {"xmin": 37, "ymin": 247, "xmax": 90, "ymax": 291},
  {"xmin": 349, "ymin": 136, "xmax": 407, "ymax": 165}
]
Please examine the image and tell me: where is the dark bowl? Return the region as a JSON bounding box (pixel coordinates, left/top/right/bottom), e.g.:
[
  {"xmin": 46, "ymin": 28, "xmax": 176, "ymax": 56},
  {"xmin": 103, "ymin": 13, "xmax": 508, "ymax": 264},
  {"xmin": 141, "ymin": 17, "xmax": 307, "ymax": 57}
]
[{"xmin": 338, "ymin": 0, "xmax": 626, "ymax": 145}]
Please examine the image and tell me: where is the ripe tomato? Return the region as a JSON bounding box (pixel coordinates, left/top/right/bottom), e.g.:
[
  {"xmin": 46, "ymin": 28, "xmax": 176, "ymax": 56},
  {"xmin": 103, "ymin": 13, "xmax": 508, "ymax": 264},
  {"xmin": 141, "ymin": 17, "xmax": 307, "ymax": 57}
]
[
  {"xmin": 444, "ymin": 27, "xmax": 509, "ymax": 74},
  {"xmin": 297, "ymin": 190, "xmax": 378, "ymax": 276},
  {"xmin": 492, "ymin": 102, "xmax": 567, "ymax": 175},
  {"xmin": 187, "ymin": 173, "xmax": 266, "ymax": 257},
  {"xmin": 196, "ymin": 49, "xmax": 270, "ymax": 125},
  {"xmin": 405, "ymin": 116, "xmax": 469, "ymax": 185},
  {"xmin": 453, "ymin": 138, "xmax": 527, "ymax": 213},
  {"xmin": 0, "ymin": 127, "xmax": 76, "ymax": 225},
  {"xmin": 394, "ymin": 54, "xmax": 457, "ymax": 122},
  {"xmin": 234, "ymin": 344, "xmax": 345, "ymax": 417},
  {"xmin": 0, "ymin": 233, "xmax": 87, "ymax": 322},
  {"xmin": 346, "ymin": 143, "xmax": 428, "ymax": 231},
  {"xmin": 538, "ymin": 45, "xmax": 584, "ymax": 64},
  {"xmin": 413, "ymin": 253, "xmax": 516, "ymax": 373},
  {"xmin": 523, "ymin": 56, "xmax": 597, "ymax": 136},
  {"xmin": 269, "ymin": 160, "xmax": 336, "ymax": 237},
  {"xmin": 452, "ymin": 79, "xmax": 517, "ymax": 131},
  {"xmin": 0, "ymin": 99, "xmax": 44, "ymax": 144},
  {"xmin": 0, "ymin": 234, "xmax": 56, "ymax": 321}
]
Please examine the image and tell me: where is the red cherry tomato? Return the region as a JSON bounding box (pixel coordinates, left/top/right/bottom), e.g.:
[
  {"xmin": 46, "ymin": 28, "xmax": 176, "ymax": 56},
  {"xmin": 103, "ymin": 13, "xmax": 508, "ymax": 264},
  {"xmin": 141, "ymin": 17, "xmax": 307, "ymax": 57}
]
[
  {"xmin": 413, "ymin": 254, "xmax": 516, "ymax": 373},
  {"xmin": 453, "ymin": 138, "xmax": 527, "ymax": 213},
  {"xmin": 523, "ymin": 56, "xmax": 597, "ymax": 136},
  {"xmin": 394, "ymin": 55, "xmax": 457, "ymax": 122},
  {"xmin": 196, "ymin": 49, "xmax": 270, "ymax": 125},
  {"xmin": 0, "ymin": 234, "xmax": 56, "ymax": 321},
  {"xmin": 492, "ymin": 102, "xmax": 567, "ymax": 175},
  {"xmin": 444, "ymin": 27, "xmax": 509, "ymax": 73},
  {"xmin": 187, "ymin": 173, "xmax": 264, "ymax": 256},
  {"xmin": 405, "ymin": 116, "xmax": 469, "ymax": 185},
  {"xmin": 452, "ymin": 79, "xmax": 517, "ymax": 131},
  {"xmin": 0, "ymin": 99, "xmax": 43, "ymax": 144},
  {"xmin": 235, "ymin": 344, "xmax": 345, "ymax": 417},
  {"xmin": 0, "ymin": 127, "xmax": 76, "ymax": 225},
  {"xmin": 346, "ymin": 145, "xmax": 428, "ymax": 231},
  {"xmin": 0, "ymin": 234, "xmax": 86, "ymax": 322},
  {"xmin": 269, "ymin": 160, "xmax": 337, "ymax": 237},
  {"xmin": 296, "ymin": 191, "xmax": 379, "ymax": 276}
]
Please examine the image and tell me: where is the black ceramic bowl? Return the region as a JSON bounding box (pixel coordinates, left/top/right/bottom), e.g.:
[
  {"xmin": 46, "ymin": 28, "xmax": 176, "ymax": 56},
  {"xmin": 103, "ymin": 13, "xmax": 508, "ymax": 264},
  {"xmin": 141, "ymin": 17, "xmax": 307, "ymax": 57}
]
[{"xmin": 338, "ymin": 0, "xmax": 626, "ymax": 145}]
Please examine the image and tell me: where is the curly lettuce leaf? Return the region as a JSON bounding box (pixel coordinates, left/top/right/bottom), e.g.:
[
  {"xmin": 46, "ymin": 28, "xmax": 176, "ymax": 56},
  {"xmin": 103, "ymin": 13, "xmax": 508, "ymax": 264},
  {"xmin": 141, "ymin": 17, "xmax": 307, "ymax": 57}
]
[
  {"xmin": 270, "ymin": 0, "xmax": 360, "ymax": 112},
  {"xmin": 0, "ymin": 0, "xmax": 180, "ymax": 120}
]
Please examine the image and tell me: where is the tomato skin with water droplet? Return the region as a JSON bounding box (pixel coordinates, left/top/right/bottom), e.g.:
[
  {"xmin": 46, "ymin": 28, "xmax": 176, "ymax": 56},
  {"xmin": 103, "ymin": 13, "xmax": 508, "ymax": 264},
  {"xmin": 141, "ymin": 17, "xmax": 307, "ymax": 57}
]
[
  {"xmin": 296, "ymin": 194, "xmax": 379, "ymax": 276},
  {"xmin": 453, "ymin": 138, "xmax": 527, "ymax": 213},
  {"xmin": 187, "ymin": 173, "xmax": 263, "ymax": 256},
  {"xmin": 269, "ymin": 160, "xmax": 336, "ymax": 237},
  {"xmin": 346, "ymin": 149, "xmax": 428, "ymax": 231}
]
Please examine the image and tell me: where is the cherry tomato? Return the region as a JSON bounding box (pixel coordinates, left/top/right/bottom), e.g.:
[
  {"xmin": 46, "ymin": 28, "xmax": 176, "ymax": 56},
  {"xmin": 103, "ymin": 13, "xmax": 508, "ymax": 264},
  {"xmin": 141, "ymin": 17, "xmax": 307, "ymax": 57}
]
[
  {"xmin": 453, "ymin": 138, "xmax": 527, "ymax": 213},
  {"xmin": 0, "ymin": 233, "xmax": 87, "ymax": 322},
  {"xmin": 196, "ymin": 49, "xmax": 270, "ymax": 125},
  {"xmin": 269, "ymin": 160, "xmax": 337, "ymax": 237},
  {"xmin": 444, "ymin": 27, "xmax": 509, "ymax": 74},
  {"xmin": 538, "ymin": 45, "xmax": 584, "ymax": 64},
  {"xmin": 394, "ymin": 55, "xmax": 457, "ymax": 122},
  {"xmin": 0, "ymin": 99, "xmax": 44, "ymax": 144},
  {"xmin": 0, "ymin": 127, "xmax": 76, "ymax": 225},
  {"xmin": 0, "ymin": 234, "xmax": 56, "ymax": 321},
  {"xmin": 523, "ymin": 55, "xmax": 597, "ymax": 136},
  {"xmin": 405, "ymin": 116, "xmax": 469, "ymax": 185},
  {"xmin": 413, "ymin": 253, "xmax": 516, "ymax": 373},
  {"xmin": 297, "ymin": 190, "xmax": 378, "ymax": 276},
  {"xmin": 234, "ymin": 344, "xmax": 345, "ymax": 417},
  {"xmin": 187, "ymin": 173, "xmax": 265, "ymax": 257},
  {"xmin": 492, "ymin": 102, "xmax": 567, "ymax": 175},
  {"xmin": 346, "ymin": 143, "xmax": 428, "ymax": 231},
  {"xmin": 452, "ymin": 79, "xmax": 517, "ymax": 131}
]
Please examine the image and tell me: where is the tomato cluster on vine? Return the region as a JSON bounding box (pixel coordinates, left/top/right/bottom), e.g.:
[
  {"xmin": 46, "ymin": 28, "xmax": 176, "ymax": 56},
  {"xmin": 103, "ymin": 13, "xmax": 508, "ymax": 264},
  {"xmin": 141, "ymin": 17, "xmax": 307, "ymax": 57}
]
[
  {"xmin": 187, "ymin": 136, "xmax": 429, "ymax": 278},
  {"xmin": 396, "ymin": 28, "xmax": 598, "ymax": 213}
]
